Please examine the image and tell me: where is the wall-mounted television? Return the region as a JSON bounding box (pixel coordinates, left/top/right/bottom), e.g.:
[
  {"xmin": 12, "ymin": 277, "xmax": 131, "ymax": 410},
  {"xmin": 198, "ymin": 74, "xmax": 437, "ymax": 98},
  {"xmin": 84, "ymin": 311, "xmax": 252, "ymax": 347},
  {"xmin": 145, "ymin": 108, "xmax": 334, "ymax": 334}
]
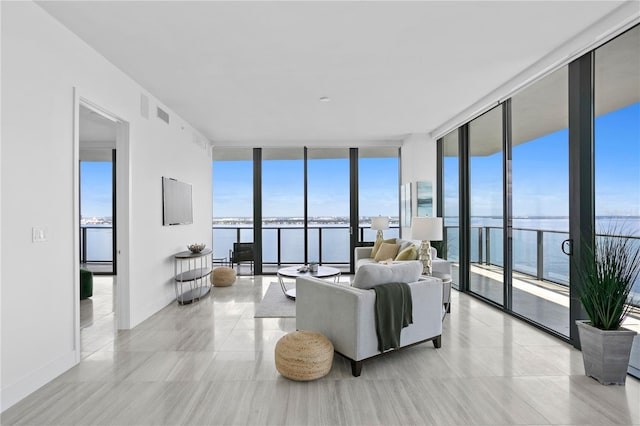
[{"xmin": 162, "ymin": 177, "xmax": 193, "ymax": 226}]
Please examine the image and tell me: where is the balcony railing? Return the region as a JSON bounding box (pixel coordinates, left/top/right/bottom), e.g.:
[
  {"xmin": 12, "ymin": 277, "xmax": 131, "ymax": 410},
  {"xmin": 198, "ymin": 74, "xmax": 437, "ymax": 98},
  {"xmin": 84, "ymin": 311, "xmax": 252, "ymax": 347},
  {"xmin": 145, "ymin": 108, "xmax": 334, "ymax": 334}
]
[
  {"xmin": 81, "ymin": 223, "xmax": 639, "ymax": 299},
  {"xmin": 443, "ymin": 225, "xmax": 640, "ymax": 289},
  {"xmin": 212, "ymin": 225, "xmax": 401, "ymax": 266},
  {"xmin": 80, "ymin": 226, "xmax": 113, "ymax": 263}
]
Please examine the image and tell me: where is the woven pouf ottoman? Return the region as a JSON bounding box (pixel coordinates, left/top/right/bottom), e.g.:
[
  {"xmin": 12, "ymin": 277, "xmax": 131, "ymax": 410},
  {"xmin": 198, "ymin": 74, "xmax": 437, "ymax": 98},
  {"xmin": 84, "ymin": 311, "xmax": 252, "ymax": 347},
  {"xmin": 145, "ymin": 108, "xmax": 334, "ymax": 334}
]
[
  {"xmin": 275, "ymin": 330, "xmax": 334, "ymax": 381},
  {"xmin": 211, "ymin": 267, "xmax": 236, "ymax": 287}
]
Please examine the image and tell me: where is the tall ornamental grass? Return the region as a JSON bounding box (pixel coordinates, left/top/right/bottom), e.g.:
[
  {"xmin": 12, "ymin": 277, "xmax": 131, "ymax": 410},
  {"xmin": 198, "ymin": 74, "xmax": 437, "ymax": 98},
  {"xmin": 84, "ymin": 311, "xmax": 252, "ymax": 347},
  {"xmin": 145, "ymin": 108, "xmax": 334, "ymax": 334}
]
[{"xmin": 580, "ymin": 225, "xmax": 640, "ymax": 330}]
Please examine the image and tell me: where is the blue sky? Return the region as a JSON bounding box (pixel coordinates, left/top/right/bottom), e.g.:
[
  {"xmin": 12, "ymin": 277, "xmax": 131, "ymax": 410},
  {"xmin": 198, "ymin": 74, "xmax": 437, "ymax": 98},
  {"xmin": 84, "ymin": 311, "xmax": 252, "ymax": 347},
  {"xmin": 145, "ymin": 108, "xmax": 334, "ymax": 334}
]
[
  {"xmin": 80, "ymin": 162, "xmax": 112, "ymax": 218},
  {"xmin": 81, "ymin": 103, "xmax": 638, "ymax": 220},
  {"xmin": 443, "ymin": 102, "xmax": 639, "ymax": 219},
  {"xmin": 212, "ymin": 156, "xmax": 399, "ymax": 218}
]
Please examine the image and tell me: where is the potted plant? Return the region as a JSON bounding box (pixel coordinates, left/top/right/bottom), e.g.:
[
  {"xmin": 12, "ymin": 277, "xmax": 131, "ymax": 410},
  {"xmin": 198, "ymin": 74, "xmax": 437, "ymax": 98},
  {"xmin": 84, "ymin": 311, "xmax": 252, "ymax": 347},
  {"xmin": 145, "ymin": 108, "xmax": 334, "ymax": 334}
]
[{"xmin": 576, "ymin": 224, "xmax": 640, "ymax": 385}]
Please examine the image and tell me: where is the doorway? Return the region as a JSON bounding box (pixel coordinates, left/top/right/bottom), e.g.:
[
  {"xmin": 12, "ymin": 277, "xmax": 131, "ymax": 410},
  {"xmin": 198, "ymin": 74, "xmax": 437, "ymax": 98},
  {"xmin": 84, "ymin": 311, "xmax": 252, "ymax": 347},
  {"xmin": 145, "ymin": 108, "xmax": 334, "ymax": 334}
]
[
  {"xmin": 75, "ymin": 95, "xmax": 131, "ymax": 363},
  {"xmin": 78, "ymin": 104, "xmax": 118, "ymax": 357}
]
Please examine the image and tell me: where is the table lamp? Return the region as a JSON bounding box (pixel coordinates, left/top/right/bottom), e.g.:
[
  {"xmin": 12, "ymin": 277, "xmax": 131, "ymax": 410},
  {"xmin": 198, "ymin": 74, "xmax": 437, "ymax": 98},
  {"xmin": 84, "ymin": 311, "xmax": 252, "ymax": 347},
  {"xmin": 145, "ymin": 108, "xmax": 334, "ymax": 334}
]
[
  {"xmin": 370, "ymin": 216, "xmax": 390, "ymax": 244},
  {"xmin": 411, "ymin": 216, "xmax": 443, "ymax": 275}
]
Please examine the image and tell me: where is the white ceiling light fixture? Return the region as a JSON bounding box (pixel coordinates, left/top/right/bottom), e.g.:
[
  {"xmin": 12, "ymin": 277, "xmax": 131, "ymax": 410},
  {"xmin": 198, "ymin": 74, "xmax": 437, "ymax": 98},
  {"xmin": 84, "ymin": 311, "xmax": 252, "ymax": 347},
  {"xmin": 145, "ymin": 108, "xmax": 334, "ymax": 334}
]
[{"xmin": 319, "ymin": 97, "xmax": 331, "ymax": 103}]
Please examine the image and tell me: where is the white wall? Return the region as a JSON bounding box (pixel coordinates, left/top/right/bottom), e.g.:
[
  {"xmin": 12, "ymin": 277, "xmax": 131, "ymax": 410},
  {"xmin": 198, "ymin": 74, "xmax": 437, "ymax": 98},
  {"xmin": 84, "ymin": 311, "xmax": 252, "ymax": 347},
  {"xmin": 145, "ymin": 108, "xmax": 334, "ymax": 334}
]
[
  {"xmin": 400, "ymin": 133, "xmax": 438, "ymax": 237},
  {"xmin": 1, "ymin": 2, "xmax": 212, "ymax": 411}
]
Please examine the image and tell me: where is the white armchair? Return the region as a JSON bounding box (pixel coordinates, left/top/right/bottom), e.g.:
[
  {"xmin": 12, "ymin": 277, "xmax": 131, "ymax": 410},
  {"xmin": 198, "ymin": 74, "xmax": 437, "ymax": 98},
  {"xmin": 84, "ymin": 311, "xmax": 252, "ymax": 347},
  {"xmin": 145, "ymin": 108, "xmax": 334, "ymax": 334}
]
[{"xmin": 296, "ymin": 274, "xmax": 443, "ymax": 377}]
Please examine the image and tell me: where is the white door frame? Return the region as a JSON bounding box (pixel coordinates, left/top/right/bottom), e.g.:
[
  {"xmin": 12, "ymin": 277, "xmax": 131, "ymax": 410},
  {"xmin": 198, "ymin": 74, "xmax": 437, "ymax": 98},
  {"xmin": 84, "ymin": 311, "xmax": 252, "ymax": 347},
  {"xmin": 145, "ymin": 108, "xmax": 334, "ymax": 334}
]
[{"xmin": 73, "ymin": 89, "xmax": 131, "ymax": 361}]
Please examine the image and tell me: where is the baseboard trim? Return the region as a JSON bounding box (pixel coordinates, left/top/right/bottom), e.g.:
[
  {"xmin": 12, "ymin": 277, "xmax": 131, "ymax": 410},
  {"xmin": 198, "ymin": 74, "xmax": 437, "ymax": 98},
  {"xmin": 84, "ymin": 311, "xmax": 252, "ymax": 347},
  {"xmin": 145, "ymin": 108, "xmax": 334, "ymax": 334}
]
[{"xmin": 1, "ymin": 350, "xmax": 77, "ymax": 413}]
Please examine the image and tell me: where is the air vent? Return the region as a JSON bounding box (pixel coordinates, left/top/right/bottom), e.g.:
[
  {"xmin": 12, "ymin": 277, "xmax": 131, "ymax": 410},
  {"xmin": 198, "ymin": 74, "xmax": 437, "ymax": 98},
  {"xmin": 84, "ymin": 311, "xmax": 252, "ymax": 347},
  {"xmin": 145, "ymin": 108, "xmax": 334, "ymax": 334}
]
[
  {"xmin": 157, "ymin": 107, "xmax": 170, "ymax": 124},
  {"xmin": 140, "ymin": 93, "xmax": 149, "ymax": 119}
]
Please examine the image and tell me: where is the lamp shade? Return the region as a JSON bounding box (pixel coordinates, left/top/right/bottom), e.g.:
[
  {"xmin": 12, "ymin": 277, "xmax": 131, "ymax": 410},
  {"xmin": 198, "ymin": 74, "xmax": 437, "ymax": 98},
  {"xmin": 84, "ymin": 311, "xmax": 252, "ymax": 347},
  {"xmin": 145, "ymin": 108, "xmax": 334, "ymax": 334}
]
[
  {"xmin": 411, "ymin": 216, "xmax": 443, "ymax": 241},
  {"xmin": 370, "ymin": 216, "xmax": 390, "ymax": 231}
]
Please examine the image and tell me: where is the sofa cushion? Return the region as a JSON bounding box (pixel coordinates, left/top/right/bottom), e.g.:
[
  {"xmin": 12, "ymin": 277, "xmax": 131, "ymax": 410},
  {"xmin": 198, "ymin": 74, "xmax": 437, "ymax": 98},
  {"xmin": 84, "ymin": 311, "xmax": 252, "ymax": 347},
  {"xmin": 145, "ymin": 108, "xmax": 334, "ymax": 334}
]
[
  {"xmin": 371, "ymin": 238, "xmax": 396, "ymax": 258},
  {"xmin": 352, "ymin": 261, "xmax": 422, "ymax": 289},
  {"xmin": 373, "ymin": 242, "xmax": 400, "ymax": 261},
  {"xmin": 395, "ymin": 244, "xmax": 418, "ymax": 261},
  {"xmin": 396, "ymin": 238, "xmax": 417, "ymax": 252}
]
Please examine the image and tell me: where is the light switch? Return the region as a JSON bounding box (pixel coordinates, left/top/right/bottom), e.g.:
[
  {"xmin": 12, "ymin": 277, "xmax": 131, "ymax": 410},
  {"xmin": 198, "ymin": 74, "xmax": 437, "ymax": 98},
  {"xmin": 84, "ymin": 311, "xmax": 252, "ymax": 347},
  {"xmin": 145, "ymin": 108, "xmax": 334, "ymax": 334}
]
[{"xmin": 32, "ymin": 227, "xmax": 47, "ymax": 242}]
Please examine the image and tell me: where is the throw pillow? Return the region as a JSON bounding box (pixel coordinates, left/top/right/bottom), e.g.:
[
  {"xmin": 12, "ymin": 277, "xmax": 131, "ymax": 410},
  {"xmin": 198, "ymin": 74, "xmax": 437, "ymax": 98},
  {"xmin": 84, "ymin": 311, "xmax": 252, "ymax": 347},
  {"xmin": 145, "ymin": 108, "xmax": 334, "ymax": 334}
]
[
  {"xmin": 374, "ymin": 242, "xmax": 400, "ymax": 261},
  {"xmin": 352, "ymin": 261, "xmax": 423, "ymax": 289},
  {"xmin": 396, "ymin": 239, "xmax": 415, "ymax": 252},
  {"xmin": 395, "ymin": 244, "xmax": 418, "ymax": 261},
  {"xmin": 370, "ymin": 238, "xmax": 396, "ymax": 258}
]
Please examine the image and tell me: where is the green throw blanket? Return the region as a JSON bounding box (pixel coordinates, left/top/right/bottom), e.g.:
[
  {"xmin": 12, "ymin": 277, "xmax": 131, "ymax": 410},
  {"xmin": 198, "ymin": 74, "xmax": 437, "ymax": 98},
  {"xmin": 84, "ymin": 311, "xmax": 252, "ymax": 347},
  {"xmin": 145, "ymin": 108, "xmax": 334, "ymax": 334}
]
[{"xmin": 373, "ymin": 282, "xmax": 413, "ymax": 352}]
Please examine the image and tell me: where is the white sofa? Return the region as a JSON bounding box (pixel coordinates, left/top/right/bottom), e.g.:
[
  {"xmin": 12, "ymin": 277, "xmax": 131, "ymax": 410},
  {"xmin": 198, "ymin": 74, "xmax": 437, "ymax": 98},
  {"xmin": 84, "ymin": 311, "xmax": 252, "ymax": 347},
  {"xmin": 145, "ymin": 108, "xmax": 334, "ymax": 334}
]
[
  {"xmin": 355, "ymin": 244, "xmax": 453, "ymax": 312},
  {"xmin": 296, "ymin": 267, "xmax": 443, "ymax": 377}
]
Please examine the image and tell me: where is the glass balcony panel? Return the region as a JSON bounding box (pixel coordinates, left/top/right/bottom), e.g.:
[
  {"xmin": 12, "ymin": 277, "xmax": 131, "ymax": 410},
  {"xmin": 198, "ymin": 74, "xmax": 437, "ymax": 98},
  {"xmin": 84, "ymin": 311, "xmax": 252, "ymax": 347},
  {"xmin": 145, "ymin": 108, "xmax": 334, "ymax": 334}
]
[
  {"xmin": 488, "ymin": 227, "xmax": 503, "ymax": 267},
  {"xmin": 307, "ymin": 228, "xmax": 320, "ymax": 263},
  {"xmin": 543, "ymin": 231, "xmax": 569, "ymax": 285},
  {"xmin": 261, "ymin": 228, "xmax": 278, "ymax": 263},
  {"xmin": 84, "ymin": 227, "xmax": 113, "ymax": 262},
  {"xmin": 279, "ymin": 228, "xmax": 305, "ymax": 264},
  {"xmin": 212, "ymin": 228, "xmax": 236, "ymax": 261},
  {"xmin": 320, "ymin": 227, "xmax": 350, "ymax": 263}
]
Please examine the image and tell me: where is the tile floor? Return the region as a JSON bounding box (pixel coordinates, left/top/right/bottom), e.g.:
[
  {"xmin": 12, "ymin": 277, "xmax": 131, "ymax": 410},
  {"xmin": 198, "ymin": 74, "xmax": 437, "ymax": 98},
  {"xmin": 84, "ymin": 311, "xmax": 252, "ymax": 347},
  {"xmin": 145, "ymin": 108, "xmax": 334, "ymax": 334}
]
[{"xmin": 2, "ymin": 275, "xmax": 639, "ymax": 425}]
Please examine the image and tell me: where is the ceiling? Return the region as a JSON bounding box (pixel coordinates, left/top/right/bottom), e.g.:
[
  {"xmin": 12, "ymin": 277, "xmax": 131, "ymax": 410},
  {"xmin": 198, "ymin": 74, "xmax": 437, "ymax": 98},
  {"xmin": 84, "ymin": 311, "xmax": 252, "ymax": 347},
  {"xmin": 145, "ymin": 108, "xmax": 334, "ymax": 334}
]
[{"xmin": 38, "ymin": 1, "xmax": 629, "ymax": 146}]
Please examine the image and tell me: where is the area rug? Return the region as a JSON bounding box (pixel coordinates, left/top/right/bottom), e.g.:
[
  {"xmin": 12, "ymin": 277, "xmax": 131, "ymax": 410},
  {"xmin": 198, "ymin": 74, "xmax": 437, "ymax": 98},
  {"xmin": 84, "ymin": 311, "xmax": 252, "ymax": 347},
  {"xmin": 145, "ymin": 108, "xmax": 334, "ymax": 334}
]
[{"xmin": 254, "ymin": 282, "xmax": 296, "ymax": 318}]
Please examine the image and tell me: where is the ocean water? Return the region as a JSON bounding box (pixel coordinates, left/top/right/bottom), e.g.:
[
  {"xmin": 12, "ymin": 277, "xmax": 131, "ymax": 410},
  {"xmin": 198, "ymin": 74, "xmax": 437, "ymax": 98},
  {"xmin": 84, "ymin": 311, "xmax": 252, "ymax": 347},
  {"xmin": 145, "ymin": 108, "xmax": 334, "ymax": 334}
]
[{"xmin": 83, "ymin": 217, "xmax": 640, "ymax": 301}]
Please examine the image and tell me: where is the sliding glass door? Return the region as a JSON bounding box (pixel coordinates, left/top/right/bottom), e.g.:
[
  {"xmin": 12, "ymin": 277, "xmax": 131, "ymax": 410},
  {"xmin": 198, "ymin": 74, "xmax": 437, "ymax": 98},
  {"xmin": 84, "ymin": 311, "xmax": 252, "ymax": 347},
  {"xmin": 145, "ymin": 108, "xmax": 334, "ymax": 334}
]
[
  {"xmin": 468, "ymin": 106, "xmax": 504, "ymax": 306},
  {"xmin": 511, "ymin": 65, "xmax": 570, "ymax": 335}
]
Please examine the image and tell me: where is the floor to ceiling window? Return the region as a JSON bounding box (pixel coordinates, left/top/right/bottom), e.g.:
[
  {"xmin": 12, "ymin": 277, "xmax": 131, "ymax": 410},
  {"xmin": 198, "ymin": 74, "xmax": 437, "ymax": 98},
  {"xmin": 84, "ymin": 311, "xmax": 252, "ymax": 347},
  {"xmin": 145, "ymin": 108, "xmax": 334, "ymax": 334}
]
[
  {"xmin": 468, "ymin": 106, "xmax": 504, "ymax": 305},
  {"xmin": 262, "ymin": 148, "xmax": 304, "ymax": 272},
  {"xmin": 307, "ymin": 148, "xmax": 351, "ymax": 267},
  {"xmin": 212, "ymin": 148, "xmax": 254, "ymax": 266},
  {"xmin": 442, "ymin": 130, "xmax": 460, "ymax": 287},
  {"xmin": 213, "ymin": 147, "xmax": 400, "ymax": 272},
  {"xmin": 511, "ymin": 66, "xmax": 570, "ymax": 335},
  {"xmin": 438, "ymin": 25, "xmax": 640, "ymax": 361},
  {"xmin": 358, "ymin": 147, "xmax": 400, "ymax": 242},
  {"xmin": 594, "ymin": 26, "xmax": 640, "ymax": 374}
]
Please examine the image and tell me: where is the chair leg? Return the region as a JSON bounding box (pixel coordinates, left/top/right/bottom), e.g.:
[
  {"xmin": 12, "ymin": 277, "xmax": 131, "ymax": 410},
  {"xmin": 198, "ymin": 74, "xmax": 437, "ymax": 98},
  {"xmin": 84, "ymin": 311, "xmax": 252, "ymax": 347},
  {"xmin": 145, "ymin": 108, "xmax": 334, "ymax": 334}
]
[
  {"xmin": 433, "ymin": 335, "xmax": 442, "ymax": 348},
  {"xmin": 351, "ymin": 360, "xmax": 363, "ymax": 377}
]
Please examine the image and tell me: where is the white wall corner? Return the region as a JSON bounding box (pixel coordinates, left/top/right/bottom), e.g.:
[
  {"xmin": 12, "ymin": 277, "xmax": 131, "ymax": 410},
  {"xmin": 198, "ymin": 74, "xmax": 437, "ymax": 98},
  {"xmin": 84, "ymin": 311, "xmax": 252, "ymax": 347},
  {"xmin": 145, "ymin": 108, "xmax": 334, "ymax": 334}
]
[
  {"xmin": 400, "ymin": 133, "xmax": 438, "ymax": 236},
  {"xmin": 1, "ymin": 351, "xmax": 77, "ymax": 413}
]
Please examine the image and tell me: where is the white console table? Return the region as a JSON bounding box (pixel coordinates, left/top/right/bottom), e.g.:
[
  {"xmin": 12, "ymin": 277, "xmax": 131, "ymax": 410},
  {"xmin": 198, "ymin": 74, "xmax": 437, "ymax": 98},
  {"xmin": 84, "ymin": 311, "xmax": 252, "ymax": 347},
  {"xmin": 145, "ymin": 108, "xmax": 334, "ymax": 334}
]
[{"xmin": 174, "ymin": 248, "xmax": 212, "ymax": 305}]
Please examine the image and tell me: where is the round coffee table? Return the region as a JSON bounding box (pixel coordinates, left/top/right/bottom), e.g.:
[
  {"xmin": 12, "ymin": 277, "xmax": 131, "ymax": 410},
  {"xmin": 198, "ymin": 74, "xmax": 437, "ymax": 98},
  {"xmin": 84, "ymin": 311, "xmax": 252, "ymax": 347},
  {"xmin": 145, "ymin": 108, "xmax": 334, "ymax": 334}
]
[{"xmin": 277, "ymin": 265, "xmax": 341, "ymax": 300}]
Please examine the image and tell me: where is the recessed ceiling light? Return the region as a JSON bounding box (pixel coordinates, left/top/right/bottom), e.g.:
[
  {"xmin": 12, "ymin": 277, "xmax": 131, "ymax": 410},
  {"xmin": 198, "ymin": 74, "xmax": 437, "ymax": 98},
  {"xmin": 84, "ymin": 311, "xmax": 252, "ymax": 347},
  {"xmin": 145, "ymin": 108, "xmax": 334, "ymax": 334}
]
[{"xmin": 319, "ymin": 97, "xmax": 331, "ymax": 102}]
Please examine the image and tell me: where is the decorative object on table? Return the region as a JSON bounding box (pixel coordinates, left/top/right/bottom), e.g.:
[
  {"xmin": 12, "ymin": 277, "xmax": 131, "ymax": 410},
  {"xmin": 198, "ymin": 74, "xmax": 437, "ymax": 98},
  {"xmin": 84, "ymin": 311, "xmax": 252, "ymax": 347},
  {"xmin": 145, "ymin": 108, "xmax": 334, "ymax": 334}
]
[
  {"xmin": 309, "ymin": 261, "xmax": 318, "ymax": 272},
  {"xmin": 411, "ymin": 216, "xmax": 443, "ymax": 275},
  {"xmin": 211, "ymin": 266, "xmax": 236, "ymax": 287},
  {"xmin": 275, "ymin": 330, "xmax": 334, "ymax": 381},
  {"xmin": 416, "ymin": 181, "xmax": 433, "ymax": 217},
  {"xmin": 187, "ymin": 243, "xmax": 206, "ymax": 253},
  {"xmin": 370, "ymin": 216, "xmax": 390, "ymax": 244},
  {"xmin": 400, "ymin": 183, "xmax": 412, "ymax": 227},
  {"xmin": 575, "ymin": 224, "xmax": 639, "ymax": 385}
]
